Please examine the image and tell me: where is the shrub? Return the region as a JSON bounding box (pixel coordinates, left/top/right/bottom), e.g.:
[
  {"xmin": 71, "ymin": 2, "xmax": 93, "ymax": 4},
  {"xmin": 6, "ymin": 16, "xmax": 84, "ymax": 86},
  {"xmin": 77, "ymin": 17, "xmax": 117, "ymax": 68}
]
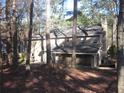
[{"xmin": 107, "ymin": 44, "xmax": 117, "ymax": 58}]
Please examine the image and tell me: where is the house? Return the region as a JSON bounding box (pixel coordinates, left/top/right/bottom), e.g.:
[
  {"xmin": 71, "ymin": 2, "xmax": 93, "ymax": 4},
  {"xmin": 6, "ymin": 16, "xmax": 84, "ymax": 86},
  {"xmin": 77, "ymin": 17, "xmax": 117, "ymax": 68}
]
[
  {"xmin": 31, "ymin": 26, "xmax": 105, "ymax": 68},
  {"xmin": 53, "ymin": 26, "xmax": 105, "ymax": 68}
]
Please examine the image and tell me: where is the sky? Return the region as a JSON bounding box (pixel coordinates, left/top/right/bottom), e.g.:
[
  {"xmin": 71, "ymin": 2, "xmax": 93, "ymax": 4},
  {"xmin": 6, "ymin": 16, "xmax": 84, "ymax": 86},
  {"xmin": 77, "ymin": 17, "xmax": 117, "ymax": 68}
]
[
  {"xmin": 63, "ymin": 0, "xmax": 82, "ymax": 19},
  {"xmin": 64, "ymin": 0, "xmax": 74, "ymax": 11},
  {"xmin": 0, "ymin": 0, "xmax": 80, "ymax": 11},
  {"xmin": 0, "ymin": 0, "xmax": 5, "ymax": 3},
  {"xmin": 64, "ymin": 0, "xmax": 81, "ymax": 11},
  {"xmin": 0, "ymin": 0, "xmax": 5, "ymax": 6},
  {"xmin": 0, "ymin": 0, "xmax": 81, "ymax": 18}
]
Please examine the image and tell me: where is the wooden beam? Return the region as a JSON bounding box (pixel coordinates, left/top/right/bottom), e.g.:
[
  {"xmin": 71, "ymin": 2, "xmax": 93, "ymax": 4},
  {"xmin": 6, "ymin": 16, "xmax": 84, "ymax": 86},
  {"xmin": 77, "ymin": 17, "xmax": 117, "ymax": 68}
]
[
  {"xmin": 52, "ymin": 52, "xmax": 97, "ymax": 55},
  {"xmin": 31, "ymin": 35, "xmax": 100, "ymax": 41}
]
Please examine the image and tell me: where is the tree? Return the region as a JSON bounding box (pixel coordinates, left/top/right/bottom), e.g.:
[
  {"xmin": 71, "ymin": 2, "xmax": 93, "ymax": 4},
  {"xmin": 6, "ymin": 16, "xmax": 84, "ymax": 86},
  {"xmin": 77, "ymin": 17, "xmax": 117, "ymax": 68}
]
[
  {"xmin": 79, "ymin": 0, "xmax": 119, "ymax": 49},
  {"xmin": 5, "ymin": 0, "xmax": 12, "ymax": 66},
  {"xmin": 117, "ymin": 0, "xmax": 124, "ymax": 49},
  {"xmin": 0, "ymin": 2, "xmax": 2, "ymax": 16},
  {"xmin": 25, "ymin": 0, "xmax": 34, "ymax": 71},
  {"xmin": 72, "ymin": 0, "xmax": 77, "ymax": 68},
  {"xmin": 46, "ymin": 0, "xmax": 51, "ymax": 64},
  {"xmin": 117, "ymin": 0, "xmax": 124, "ymax": 93},
  {"xmin": 12, "ymin": 0, "xmax": 19, "ymax": 68}
]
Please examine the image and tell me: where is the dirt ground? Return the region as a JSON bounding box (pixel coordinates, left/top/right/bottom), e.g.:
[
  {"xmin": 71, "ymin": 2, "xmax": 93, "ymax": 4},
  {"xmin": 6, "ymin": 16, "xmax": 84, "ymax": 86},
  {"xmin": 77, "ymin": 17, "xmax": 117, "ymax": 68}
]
[{"xmin": 0, "ymin": 64, "xmax": 117, "ymax": 93}]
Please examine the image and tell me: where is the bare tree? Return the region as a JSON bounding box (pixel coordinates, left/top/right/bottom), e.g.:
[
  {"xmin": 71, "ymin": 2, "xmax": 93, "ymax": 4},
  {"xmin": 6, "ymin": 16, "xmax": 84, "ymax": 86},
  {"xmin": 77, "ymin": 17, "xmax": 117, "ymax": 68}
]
[
  {"xmin": 46, "ymin": 0, "xmax": 51, "ymax": 64},
  {"xmin": 5, "ymin": 0, "xmax": 12, "ymax": 66},
  {"xmin": 0, "ymin": 2, "xmax": 2, "ymax": 16},
  {"xmin": 12, "ymin": 0, "xmax": 18, "ymax": 68},
  {"xmin": 117, "ymin": 0, "xmax": 124, "ymax": 93},
  {"xmin": 26, "ymin": 0, "xmax": 34, "ymax": 71},
  {"xmin": 6, "ymin": 0, "xmax": 11, "ymax": 21},
  {"xmin": 72, "ymin": 0, "xmax": 77, "ymax": 68},
  {"xmin": 117, "ymin": 0, "xmax": 124, "ymax": 50}
]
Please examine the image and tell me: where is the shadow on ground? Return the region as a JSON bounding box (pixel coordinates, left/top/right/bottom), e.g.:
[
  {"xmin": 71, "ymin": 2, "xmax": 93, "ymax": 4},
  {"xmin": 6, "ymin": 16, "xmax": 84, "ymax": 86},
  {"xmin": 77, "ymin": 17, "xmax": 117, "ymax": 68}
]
[{"xmin": 0, "ymin": 64, "xmax": 117, "ymax": 93}]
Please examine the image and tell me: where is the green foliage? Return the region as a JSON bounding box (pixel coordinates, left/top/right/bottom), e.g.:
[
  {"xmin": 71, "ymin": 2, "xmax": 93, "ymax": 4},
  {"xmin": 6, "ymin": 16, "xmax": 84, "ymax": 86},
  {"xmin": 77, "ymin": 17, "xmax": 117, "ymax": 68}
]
[
  {"xmin": 107, "ymin": 45, "xmax": 117, "ymax": 58},
  {"xmin": 77, "ymin": 13, "xmax": 101, "ymax": 26},
  {"xmin": 19, "ymin": 53, "xmax": 26, "ymax": 64},
  {"xmin": 77, "ymin": 15, "xmax": 90, "ymax": 26}
]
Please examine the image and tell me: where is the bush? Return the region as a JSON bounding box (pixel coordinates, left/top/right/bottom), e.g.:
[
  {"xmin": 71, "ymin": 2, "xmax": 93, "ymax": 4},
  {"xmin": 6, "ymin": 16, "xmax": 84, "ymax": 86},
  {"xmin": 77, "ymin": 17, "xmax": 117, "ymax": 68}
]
[
  {"xmin": 107, "ymin": 45, "xmax": 117, "ymax": 58},
  {"xmin": 19, "ymin": 53, "xmax": 26, "ymax": 64}
]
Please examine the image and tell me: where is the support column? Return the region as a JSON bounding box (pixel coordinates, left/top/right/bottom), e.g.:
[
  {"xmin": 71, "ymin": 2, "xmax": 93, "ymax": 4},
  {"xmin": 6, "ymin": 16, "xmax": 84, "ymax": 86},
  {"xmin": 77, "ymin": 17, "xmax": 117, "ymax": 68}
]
[
  {"xmin": 91, "ymin": 54, "xmax": 97, "ymax": 68},
  {"xmin": 98, "ymin": 49, "xmax": 102, "ymax": 66}
]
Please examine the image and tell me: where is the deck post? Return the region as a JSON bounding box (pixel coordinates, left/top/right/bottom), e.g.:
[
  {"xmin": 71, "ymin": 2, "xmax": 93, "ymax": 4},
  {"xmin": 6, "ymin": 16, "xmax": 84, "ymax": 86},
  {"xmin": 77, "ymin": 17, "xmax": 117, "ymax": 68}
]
[
  {"xmin": 98, "ymin": 49, "xmax": 102, "ymax": 66},
  {"xmin": 91, "ymin": 54, "xmax": 97, "ymax": 68}
]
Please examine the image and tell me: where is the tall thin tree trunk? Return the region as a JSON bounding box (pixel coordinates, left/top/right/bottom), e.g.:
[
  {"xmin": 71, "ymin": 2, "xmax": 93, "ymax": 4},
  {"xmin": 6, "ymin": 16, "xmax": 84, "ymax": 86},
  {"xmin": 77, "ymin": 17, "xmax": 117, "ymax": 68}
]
[
  {"xmin": 90, "ymin": 0, "xmax": 94, "ymax": 20},
  {"xmin": 72, "ymin": 0, "xmax": 77, "ymax": 68},
  {"xmin": 5, "ymin": 0, "xmax": 12, "ymax": 65},
  {"xmin": 12, "ymin": 0, "xmax": 18, "ymax": 68},
  {"xmin": 6, "ymin": 0, "xmax": 11, "ymax": 21},
  {"xmin": 46, "ymin": 0, "xmax": 51, "ymax": 64},
  {"xmin": 26, "ymin": 0, "xmax": 34, "ymax": 71},
  {"xmin": 101, "ymin": 17, "xmax": 108, "ymax": 50},
  {"xmin": 6, "ymin": 0, "xmax": 11, "ymax": 46},
  {"xmin": 117, "ymin": 1, "xmax": 124, "ymax": 50},
  {"xmin": 117, "ymin": 0, "xmax": 124, "ymax": 93},
  {"xmin": 112, "ymin": 17, "xmax": 117, "ymax": 45},
  {"xmin": 0, "ymin": 25, "xmax": 3, "ymax": 93},
  {"xmin": 0, "ymin": 4, "xmax": 2, "ymax": 16}
]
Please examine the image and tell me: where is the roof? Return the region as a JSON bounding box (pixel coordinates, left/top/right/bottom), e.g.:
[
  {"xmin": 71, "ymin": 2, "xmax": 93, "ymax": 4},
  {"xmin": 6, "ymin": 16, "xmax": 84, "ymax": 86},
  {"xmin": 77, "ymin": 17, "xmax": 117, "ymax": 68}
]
[{"xmin": 53, "ymin": 26, "xmax": 104, "ymax": 54}]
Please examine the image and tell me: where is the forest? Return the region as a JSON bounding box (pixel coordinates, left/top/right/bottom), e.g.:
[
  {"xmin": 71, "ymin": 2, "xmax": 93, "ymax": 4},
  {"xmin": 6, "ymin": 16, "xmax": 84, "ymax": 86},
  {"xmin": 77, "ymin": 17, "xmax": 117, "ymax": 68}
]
[{"xmin": 0, "ymin": 0, "xmax": 124, "ymax": 93}]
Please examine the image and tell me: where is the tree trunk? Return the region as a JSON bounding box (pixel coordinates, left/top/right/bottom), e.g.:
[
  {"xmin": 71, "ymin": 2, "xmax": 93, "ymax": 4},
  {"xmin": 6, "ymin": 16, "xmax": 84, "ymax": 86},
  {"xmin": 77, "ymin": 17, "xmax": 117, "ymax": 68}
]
[
  {"xmin": 0, "ymin": 31, "xmax": 3, "ymax": 93},
  {"xmin": 6, "ymin": 0, "xmax": 11, "ymax": 21},
  {"xmin": 46, "ymin": 0, "xmax": 51, "ymax": 64},
  {"xmin": 0, "ymin": 3, "xmax": 2, "ymax": 16},
  {"xmin": 5, "ymin": 0, "xmax": 13, "ymax": 65},
  {"xmin": 12, "ymin": 0, "xmax": 18, "ymax": 68},
  {"xmin": 112, "ymin": 17, "xmax": 117, "ymax": 45},
  {"xmin": 72, "ymin": 0, "xmax": 77, "ymax": 68},
  {"xmin": 117, "ymin": 0, "xmax": 124, "ymax": 93},
  {"xmin": 26, "ymin": 0, "xmax": 34, "ymax": 71},
  {"xmin": 101, "ymin": 17, "xmax": 108, "ymax": 50}
]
